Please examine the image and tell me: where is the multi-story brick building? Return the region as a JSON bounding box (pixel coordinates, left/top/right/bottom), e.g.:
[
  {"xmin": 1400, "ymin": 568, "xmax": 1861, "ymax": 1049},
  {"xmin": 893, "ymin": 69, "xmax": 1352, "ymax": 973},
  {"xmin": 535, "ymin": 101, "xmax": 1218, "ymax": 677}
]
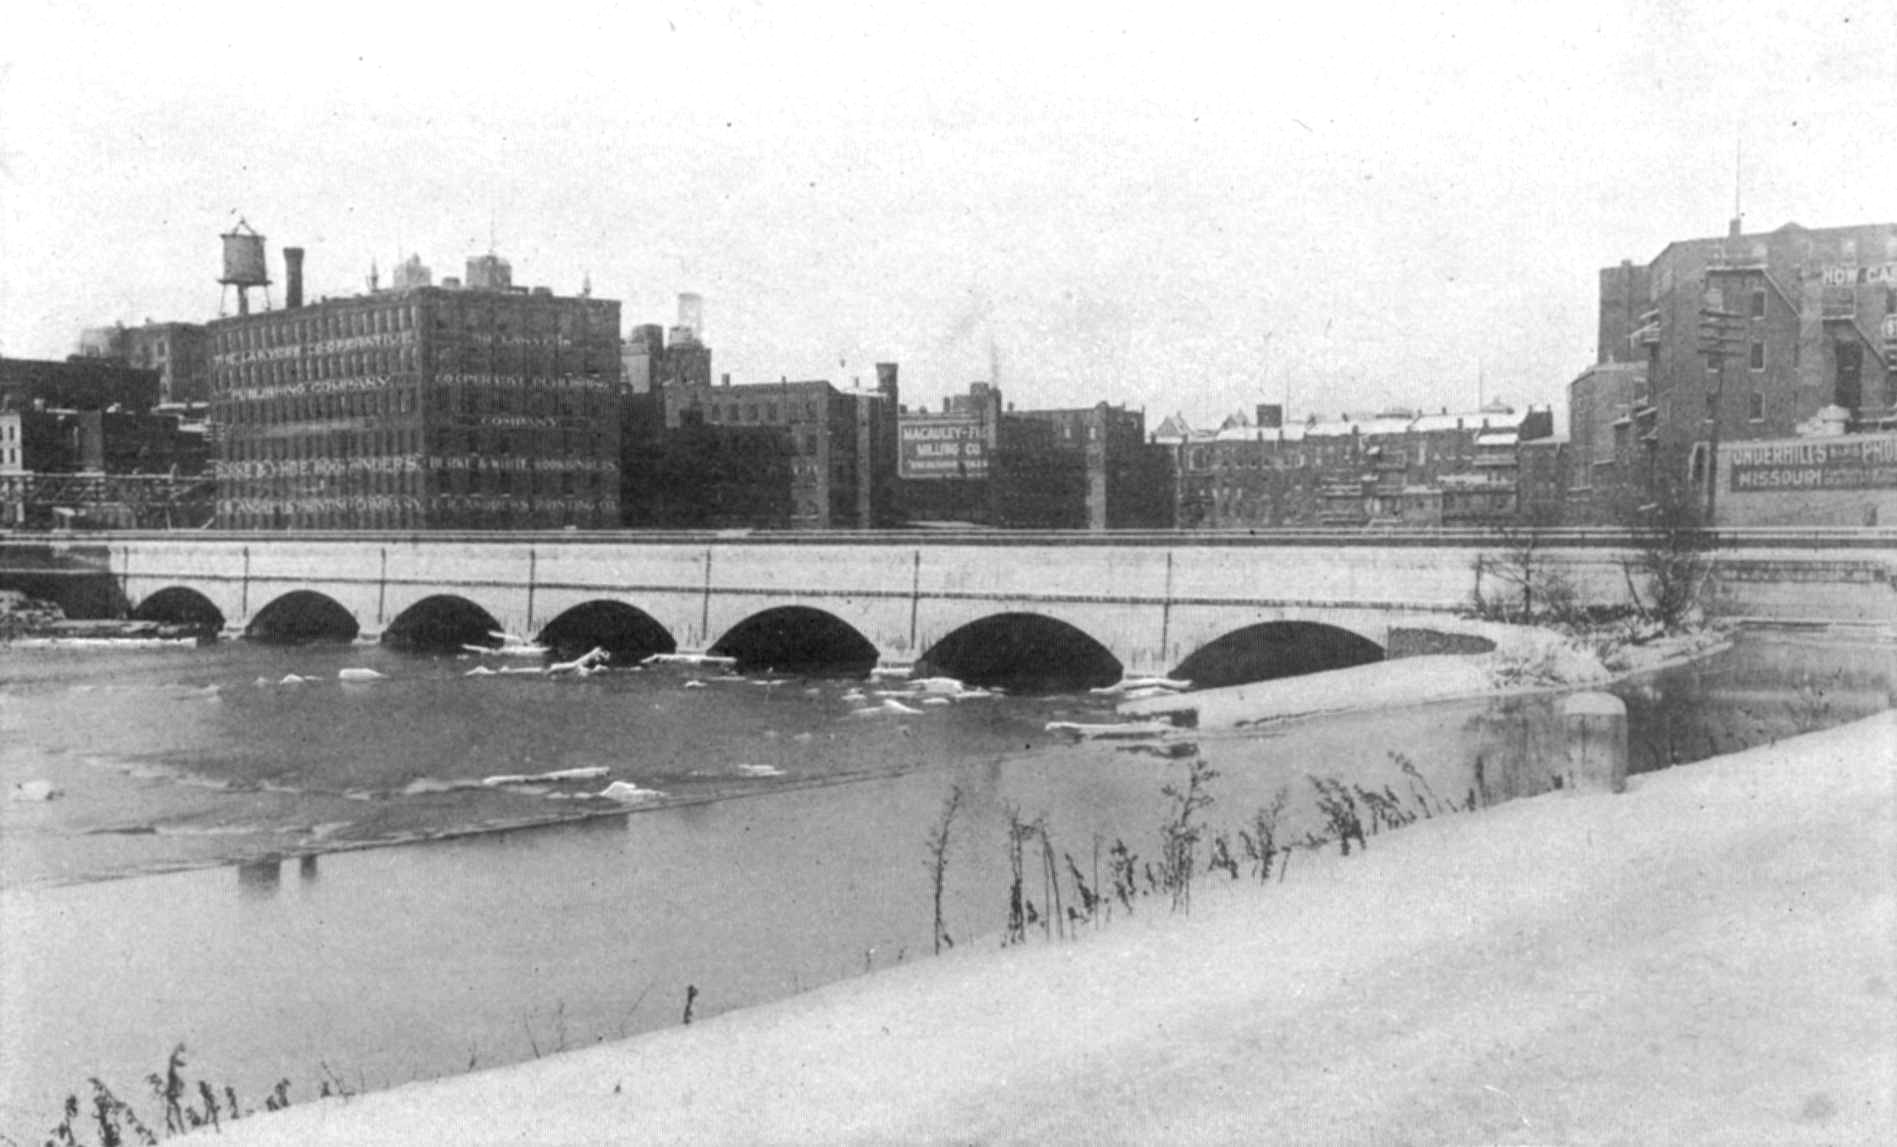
[
  {"xmin": 1596, "ymin": 219, "xmax": 1896, "ymax": 499},
  {"xmin": 1163, "ymin": 402, "xmax": 1540, "ymax": 529},
  {"xmin": 899, "ymin": 387, "xmax": 1171, "ymax": 529},
  {"xmin": 652, "ymin": 365, "xmax": 900, "ymax": 530},
  {"xmin": 77, "ymin": 322, "xmax": 213, "ymax": 407},
  {"xmin": 209, "ymin": 250, "xmax": 623, "ymax": 530},
  {"xmin": 1, "ymin": 356, "xmax": 161, "ymax": 414}
]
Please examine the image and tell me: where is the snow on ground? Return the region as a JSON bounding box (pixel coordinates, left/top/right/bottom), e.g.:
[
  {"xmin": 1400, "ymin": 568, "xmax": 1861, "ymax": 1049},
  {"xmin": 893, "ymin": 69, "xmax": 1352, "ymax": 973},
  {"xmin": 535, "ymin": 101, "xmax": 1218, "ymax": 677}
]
[
  {"xmin": 198, "ymin": 710, "xmax": 1895, "ymax": 1146},
  {"xmin": 1121, "ymin": 622, "xmax": 1736, "ymax": 728}
]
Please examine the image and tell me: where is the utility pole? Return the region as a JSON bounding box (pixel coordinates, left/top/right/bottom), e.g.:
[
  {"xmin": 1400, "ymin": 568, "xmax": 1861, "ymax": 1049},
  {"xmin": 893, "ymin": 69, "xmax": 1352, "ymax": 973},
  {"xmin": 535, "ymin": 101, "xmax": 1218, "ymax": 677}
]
[{"xmin": 1697, "ymin": 289, "xmax": 1746, "ymax": 523}]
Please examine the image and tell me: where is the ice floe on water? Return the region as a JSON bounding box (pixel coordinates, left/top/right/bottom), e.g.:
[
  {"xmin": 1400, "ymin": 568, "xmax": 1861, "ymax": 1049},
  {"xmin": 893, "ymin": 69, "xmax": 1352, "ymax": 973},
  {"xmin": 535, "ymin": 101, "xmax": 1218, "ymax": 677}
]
[
  {"xmin": 9, "ymin": 780, "xmax": 61, "ymax": 802},
  {"xmin": 338, "ymin": 667, "xmax": 386, "ymax": 682},
  {"xmin": 596, "ymin": 781, "xmax": 664, "ymax": 803},
  {"xmin": 467, "ymin": 632, "xmax": 550, "ymax": 657},
  {"xmin": 400, "ymin": 777, "xmax": 486, "ymax": 796},
  {"xmin": 481, "ymin": 767, "xmax": 612, "ymax": 787},
  {"xmin": 1045, "ymin": 718, "xmax": 1180, "ymax": 740},
  {"xmin": 547, "ymin": 647, "xmax": 609, "ymax": 676},
  {"xmin": 644, "ymin": 653, "xmax": 737, "ymax": 668},
  {"xmin": 1090, "ymin": 676, "xmax": 1191, "ymax": 696},
  {"xmin": 736, "ymin": 763, "xmax": 785, "ymax": 777}
]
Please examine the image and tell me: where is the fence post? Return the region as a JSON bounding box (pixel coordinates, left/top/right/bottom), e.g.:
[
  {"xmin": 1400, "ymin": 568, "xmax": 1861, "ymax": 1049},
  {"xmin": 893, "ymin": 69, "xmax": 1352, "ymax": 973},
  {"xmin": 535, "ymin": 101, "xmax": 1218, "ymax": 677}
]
[{"xmin": 1561, "ymin": 692, "xmax": 1629, "ymax": 794}]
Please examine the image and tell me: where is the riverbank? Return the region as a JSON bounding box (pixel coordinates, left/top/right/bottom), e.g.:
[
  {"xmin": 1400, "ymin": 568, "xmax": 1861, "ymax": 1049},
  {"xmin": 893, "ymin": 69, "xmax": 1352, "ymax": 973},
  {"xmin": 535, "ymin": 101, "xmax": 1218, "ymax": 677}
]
[
  {"xmin": 1120, "ymin": 619, "xmax": 1733, "ymax": 728},
  {"xmin": 193, "ymin": 708, "xmax": 1895, "ymax": 1145}
]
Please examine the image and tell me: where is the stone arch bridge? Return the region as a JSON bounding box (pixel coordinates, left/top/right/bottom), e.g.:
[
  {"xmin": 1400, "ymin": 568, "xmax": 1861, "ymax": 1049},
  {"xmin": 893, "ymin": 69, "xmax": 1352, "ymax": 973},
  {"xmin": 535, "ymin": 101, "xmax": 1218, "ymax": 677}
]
[{"xmin": 6, "ymin": 529, "xmax": 1892, "ymax": 681}]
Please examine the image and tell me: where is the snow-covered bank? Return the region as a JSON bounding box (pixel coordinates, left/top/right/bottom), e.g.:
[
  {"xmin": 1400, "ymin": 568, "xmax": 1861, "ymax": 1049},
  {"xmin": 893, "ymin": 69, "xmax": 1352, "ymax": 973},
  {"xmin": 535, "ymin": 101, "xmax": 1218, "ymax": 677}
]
[
  {"xmin": 197, "ymin": 710, "xmax": 1894, "ymax": 1146},
  {"xmin": 1120, "ymin": 622, "xmax": 1731, "ymax": 728}
]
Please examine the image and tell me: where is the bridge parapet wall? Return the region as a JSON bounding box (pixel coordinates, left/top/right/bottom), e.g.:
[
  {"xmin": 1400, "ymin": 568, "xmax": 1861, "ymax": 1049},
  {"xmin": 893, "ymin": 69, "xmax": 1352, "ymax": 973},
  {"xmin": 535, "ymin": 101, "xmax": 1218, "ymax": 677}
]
[{"xmin": 10, "ymin": 531, "xmax": 1887, "ymax": 674}]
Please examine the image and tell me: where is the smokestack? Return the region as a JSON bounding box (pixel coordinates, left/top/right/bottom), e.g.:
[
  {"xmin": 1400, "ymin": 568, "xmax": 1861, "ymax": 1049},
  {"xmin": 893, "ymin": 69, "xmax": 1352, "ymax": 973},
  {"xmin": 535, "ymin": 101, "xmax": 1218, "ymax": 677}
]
[
  {"xmin": 284, "ymin": 247, "xmax": 305, "ymax": 309},
  {"xmin": 678, "ymin": 293, "xmax": 704, "ymax": 337}
]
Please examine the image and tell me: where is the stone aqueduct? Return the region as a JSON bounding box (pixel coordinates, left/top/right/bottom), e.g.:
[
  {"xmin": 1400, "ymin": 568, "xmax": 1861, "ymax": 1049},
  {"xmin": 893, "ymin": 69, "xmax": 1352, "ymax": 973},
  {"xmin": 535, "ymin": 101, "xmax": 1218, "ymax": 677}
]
[{"xmin": 8, "ymin": 529, "xmax": 1893, "ymax": 683}]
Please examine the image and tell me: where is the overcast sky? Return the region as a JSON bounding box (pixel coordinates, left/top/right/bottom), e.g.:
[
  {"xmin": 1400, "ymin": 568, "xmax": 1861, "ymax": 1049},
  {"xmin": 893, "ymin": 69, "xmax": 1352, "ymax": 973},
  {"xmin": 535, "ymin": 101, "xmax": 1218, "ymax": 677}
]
[{"xmin": 3, "ymin": 1, "xmax": 1892, "ymax": 426}]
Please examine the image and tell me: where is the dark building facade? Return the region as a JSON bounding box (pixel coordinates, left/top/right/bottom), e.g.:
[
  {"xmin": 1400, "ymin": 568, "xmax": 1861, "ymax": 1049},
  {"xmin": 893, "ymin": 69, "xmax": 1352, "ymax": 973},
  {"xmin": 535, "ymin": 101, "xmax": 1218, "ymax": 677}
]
[
  {"xmin": 1, "ymin": 405, "xmax": 210, "ymax": 529},
  {"xmin": 209, "ymin": 252, "xmax": 622, "ymax": 530},
  {"xmin": 1594, "ymin": 220, "xmax": 1896, "ymax": 504},
  {"xmin": 898, "ymin": 388, "xmax": 1171, "ymax": 530},
  {"xmin": 1, "ymin": 356, "xmax": 161, "ymax": 415},
  {"xmin": 644, "ymin": 365, "xmax": 901, "ymax": 530},
  {"xmin": 1164, "ymin": 403, "xmax": 1541, "ymax": 529}
]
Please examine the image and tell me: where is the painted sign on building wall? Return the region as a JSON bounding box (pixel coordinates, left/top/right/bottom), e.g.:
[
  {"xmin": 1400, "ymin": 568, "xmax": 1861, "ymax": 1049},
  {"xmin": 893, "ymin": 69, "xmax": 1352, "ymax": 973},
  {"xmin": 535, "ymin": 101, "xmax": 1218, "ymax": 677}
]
[
  {"xmin": 1725, "ymin": 435, "xmax": 1897, "ymax": 492},
  {"xmin": 900, "ymin": 417, "xmax": 988, "ymax": 479}
]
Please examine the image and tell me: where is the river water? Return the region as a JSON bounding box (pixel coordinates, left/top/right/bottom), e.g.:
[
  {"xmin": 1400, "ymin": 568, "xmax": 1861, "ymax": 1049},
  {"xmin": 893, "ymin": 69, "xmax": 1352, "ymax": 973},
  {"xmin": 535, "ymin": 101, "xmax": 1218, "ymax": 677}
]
[{"xmin": 1, "ymin": 627, "xmax": 1890, "ymax": 1133}]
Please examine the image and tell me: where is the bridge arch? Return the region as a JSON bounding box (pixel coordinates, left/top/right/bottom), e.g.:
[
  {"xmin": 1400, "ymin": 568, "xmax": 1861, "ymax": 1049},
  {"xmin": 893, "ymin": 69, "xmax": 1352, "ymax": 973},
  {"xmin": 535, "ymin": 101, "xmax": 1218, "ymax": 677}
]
[
  {"xmin": 708, "ymin": 606, "xmax": 879, "ymax": 677},
  {"xmin": 382, "ymin": 595, "xmax": 505, "ymax": 653},
  {"xmin": 247, "ymin": 590, "xmax": 360, "ymax": 645},
  {"xmin": 1169, "ymin": 620, "xmax": 1384, "ymax": 690},
  {"xmin": 535, "ymin": 601, "xmax": 676, "ymax": 664},
  {"xmin": 916, "ymin": 612, "xmax": 1122, "ymax": 693},
  {"xmin": 131, "ymin": 586, "xmax": 226, "ymax": 633}
]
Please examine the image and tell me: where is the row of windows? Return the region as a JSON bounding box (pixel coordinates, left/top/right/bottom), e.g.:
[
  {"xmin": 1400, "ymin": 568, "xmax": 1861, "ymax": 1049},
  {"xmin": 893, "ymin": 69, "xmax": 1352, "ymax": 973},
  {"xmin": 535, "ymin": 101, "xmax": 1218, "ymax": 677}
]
[
  {"xmin": 217, "ymin": 306, "xmax": 414, "ymax": 352},
  {"xmin": 226, "ymin": 427, "xmax": 424, "ymax": 462},
  {"xmin": 222, "ymin": 389, "xmax": 418, "ymax": 425}
]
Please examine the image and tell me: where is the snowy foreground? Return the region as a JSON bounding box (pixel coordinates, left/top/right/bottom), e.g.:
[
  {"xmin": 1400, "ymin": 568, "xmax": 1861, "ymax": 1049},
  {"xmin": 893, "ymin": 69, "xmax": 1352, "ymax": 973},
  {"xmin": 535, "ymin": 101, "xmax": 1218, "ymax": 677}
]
[{"xmin": 202, "ymin": 712, "xmax": 1894, "ymax": 1146}]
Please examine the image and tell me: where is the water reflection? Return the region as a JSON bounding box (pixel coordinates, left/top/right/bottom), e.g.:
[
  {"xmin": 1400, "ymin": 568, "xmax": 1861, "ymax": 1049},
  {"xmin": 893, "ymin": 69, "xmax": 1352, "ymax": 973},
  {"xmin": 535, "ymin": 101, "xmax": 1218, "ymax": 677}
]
[
  {"xmin": 236, "ymin": 856, "xmax": 281, "ymax": 895},
  {"xmin": 3, "ymin": 627, "xmax": 1889, "ymax": 1131}
]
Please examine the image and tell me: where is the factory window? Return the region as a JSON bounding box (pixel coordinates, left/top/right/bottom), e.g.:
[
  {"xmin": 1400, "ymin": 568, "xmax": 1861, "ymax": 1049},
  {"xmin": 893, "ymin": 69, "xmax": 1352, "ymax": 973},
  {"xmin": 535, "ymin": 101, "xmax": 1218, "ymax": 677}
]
[
  {"xmin": 1750, "ymin": 289, "xmax": 1766, "ymax": 319},
  {"xmin": 1749, "ymin": 392, "xmax": 1764, "ymax": 421},
  {"xmin": 1749, "ymin": 341, "xmax": 1765, "ymax": 370}
]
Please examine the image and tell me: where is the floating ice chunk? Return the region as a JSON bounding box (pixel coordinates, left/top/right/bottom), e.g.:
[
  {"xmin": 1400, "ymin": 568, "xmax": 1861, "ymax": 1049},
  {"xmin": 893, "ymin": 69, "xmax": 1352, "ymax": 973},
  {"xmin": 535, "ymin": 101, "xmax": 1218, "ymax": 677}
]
[
  {"xmin": 401, "ymin": 776, "xmax": 482, "ymax": 795},
  {"xmin": 472, "ymin": 633, "xmax": 551, "ymax": 657},
  {"xmin": 868, "ymin": 665, "xmax": 913, "ymax": 679},
  {"xmin": 1090, "ymin": 676, "xmax": 1192, "ymax": 696},
  {"xmin": 498, "ymin": 665, "xmax": 546, "ymax": 675},
  {"xmin": 10, "ymin": 780, "xmax": 61, "ymax": 802},
  {"xmin": 643, "ymin": 653, "xmax": 737, "ymax": 668},
  {"xmin": 882, "ymin": 698, "xmax": 924, "ymax": 715},
  {"xmin": 736, "ymin": 763, "xmax": 785, "ymax": 777},
  {"xmin": 482, "ymin": 766, "xmax": 612, "ymax": 787},
  {"xmin": 840, "ymin": 689, "xmax": 867, "ymax": 702},
  {"xmin": 597, "ymin": 781, "xmax": 664, "ymax": 803},
  {"xmin": 338, "ymin": 667, "xmax": 386, "ymax": 682},
  {"xmin": 548, "ymin": 647, "xmax": 610, "ymax": 675},
  {"xmin": 684, "ymin": 679, "xmax": 707, "ymax": 689},
  {"xmin": 464, "ymin": 665, "xmax": 499, "ymax": 677},
  {"xmin": 279, "ymin": 674, "xmax": 312, "ymax": 685},
  {"xmin": 1045, "ymin": 719, "xmax": 1176, "ymax": 740},
  {"xmin": 908, "ymin": 677, "xmax": 968, "ymax": 695},
  {"xmin": 1119, "ymin": 686, "xmax": 1179, "ymax": 702},
  {"xmin": 922, "ymin": 697, "xmax": 952, "ymax": 706},
  {"xmin": 952, "ymin": 688, "xmax": 996, "ymax": 700}
]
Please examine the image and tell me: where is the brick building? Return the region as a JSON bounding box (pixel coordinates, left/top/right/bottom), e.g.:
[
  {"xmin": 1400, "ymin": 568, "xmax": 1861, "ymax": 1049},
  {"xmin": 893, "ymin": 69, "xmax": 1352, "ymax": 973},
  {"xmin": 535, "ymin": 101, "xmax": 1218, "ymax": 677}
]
[
  {"xmin": 899, "ymin": 387, "xmax": 1172, "ymax": 529},
  {"xmin": 647, "ymin": 364, "xmax": 900, "ymax": 530},
  {"xmin": 1593, "ymin": 219, "xmax": 1896, "ymax": 510},
  {"xmin": 77, "ymin": 322, "xmax": 213, "ymax": 407},
  {"xmin": 1, "ymin": 358, "xmax": 210, "ymax": 528},
  {"xmin": 209, "ymin": 250, "xmax": 623, "ymax": 530},
  {"xmin": 1165, "ymin": 402, "xmax": 1542, "ymax": 529},
  {"xmin": 1, "ymin": 356, "xmax": 161, "ymax": 414}
]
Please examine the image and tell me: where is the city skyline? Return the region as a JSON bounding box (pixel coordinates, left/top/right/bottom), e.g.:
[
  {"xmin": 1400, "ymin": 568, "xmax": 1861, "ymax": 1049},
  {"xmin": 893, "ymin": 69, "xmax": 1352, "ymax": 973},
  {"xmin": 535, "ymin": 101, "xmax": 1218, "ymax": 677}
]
[{"xmin": 3, "ymin": 1, "xmax": 1892, "ymax": 426}]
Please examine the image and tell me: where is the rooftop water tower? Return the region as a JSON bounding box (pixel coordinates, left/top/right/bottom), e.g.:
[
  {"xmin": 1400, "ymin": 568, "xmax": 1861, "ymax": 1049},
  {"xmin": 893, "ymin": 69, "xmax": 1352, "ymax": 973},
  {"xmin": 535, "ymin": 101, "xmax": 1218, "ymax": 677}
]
[{"xmin": 219, "ymin": 219, "xmax": 272, "ymax": 316}]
